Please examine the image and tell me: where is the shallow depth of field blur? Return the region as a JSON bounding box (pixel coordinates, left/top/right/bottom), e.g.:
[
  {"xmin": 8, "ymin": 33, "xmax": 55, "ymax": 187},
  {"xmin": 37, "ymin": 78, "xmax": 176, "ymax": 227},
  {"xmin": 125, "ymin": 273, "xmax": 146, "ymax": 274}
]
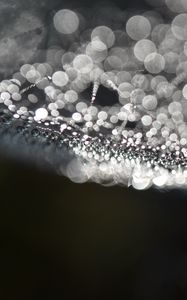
[{"xmin": 1, "ymin": 1, "xmax": 187, "ymax": 299}]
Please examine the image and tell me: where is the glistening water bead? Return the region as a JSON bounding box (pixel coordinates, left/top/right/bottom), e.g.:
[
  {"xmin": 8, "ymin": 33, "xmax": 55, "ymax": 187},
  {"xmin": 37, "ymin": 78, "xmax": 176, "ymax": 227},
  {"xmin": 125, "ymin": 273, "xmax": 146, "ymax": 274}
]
[{"xmin": 2, "ymin": 4, "xmax": 187, "ymax": 189}]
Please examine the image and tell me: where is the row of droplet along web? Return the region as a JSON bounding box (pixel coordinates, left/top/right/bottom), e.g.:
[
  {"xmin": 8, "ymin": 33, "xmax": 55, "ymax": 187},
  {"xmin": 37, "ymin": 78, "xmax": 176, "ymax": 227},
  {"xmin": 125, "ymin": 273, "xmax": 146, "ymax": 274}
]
[{"xmin": 0, "ymin": 2, "xmax": 187, "ymax": 189}]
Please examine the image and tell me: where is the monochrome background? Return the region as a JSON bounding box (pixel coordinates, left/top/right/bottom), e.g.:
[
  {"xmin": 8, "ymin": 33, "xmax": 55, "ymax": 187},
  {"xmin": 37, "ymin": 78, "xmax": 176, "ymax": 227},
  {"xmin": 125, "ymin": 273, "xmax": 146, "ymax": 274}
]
[{"xmin": 1, "ymin": 1, "xmax": 187, "ymax": 299}]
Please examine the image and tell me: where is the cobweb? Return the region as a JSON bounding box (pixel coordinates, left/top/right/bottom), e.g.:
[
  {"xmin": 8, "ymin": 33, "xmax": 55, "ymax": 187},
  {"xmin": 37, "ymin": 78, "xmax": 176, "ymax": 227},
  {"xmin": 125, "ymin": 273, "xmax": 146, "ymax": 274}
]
[{"xmin": 0, "ymin": 1, "xmax": 187, "ymax": 189}]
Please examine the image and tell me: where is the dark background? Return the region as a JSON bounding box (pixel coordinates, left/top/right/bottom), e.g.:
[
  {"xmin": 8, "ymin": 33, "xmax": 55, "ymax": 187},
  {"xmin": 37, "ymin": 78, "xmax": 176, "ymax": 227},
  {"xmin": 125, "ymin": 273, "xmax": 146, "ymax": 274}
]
[{"xmin": 1, "ymin": 0, "xmax": 187, "ymax": 299}]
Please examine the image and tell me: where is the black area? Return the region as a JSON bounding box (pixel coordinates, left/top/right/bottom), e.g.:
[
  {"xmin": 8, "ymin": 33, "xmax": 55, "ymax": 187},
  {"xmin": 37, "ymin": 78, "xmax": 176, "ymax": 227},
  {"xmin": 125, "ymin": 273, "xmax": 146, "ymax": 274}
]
[
  {"xmin": 126, "ymin": 120, "xmax": 137, "ymax": 129},
  {"xmin": 1, "ymin": 159, "xmax": 187, "ymax": 300},
  {"xmin": 82, "ymin": 84, "xmax": 119, "ymax": 106},
  {"xmin": 96, "ymin": 84, "xmax": 119, "ymax": 106}
]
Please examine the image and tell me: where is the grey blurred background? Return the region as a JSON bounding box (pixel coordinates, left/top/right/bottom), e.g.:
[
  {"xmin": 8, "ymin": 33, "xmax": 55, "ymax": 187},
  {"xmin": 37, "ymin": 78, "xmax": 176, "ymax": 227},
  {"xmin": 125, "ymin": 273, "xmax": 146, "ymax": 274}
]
[{"xmin": 1, "ymin": 0, "xmax": 187, "ymax": 299}]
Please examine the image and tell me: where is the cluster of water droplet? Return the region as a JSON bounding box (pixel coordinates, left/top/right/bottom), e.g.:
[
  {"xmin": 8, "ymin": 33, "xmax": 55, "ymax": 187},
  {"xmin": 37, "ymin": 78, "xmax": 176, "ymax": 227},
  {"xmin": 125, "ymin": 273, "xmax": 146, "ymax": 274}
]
[{"xmin": 1, "ymin": 2, "xmax": 187, "ymax": 189}]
